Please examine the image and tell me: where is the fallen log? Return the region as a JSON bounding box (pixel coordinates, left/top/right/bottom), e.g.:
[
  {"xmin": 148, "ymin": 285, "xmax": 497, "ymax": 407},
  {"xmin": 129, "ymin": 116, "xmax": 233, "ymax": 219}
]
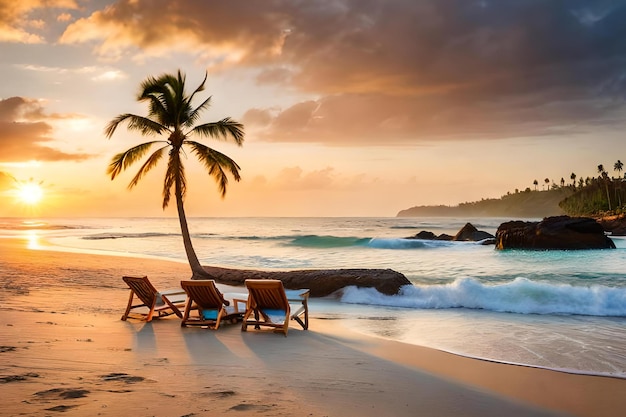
[{"xmin": 202, "ymin": 265, "xmax": 411, "ymax": 297}]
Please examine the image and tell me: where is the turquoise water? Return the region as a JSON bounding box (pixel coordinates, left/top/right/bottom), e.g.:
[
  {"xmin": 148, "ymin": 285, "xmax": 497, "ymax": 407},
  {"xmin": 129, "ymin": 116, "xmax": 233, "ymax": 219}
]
[{"xmin": 2, "ymin": 216, "xmax": 626, "ymax": 378}]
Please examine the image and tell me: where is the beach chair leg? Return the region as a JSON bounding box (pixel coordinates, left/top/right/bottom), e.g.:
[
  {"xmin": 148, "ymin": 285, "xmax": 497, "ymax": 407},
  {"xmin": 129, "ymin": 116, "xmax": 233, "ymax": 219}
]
[
  {"xmin": 162, "ymin": 294, "xmax": 184, "ymax": 318},
  {"xmin": 121, "ymin": 291, "xmax": 135, "ymax": 321}
]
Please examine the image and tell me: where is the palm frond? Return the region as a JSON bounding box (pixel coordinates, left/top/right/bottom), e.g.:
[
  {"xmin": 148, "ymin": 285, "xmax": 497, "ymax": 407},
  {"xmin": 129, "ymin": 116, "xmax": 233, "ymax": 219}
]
[
  {"xmin": 184, "ymin": 96, "xmax": 212, "ymax": 129},
  {"xmin": 139, "ymin": 73, "xmax": 181, "ymax": 127},
  {"xmin": 190, "ymin": 118, "xmax": 245, "ymax": 146},
  {"xmin": 127, "ymin": 146, "xmax": 168, "ymax": 189},
  {"xmin": 105, "ymin": 113, "xmax": 167, "ymax": 138},
  {"xmin": 186, "ymin": 72, "xmax": 207, "ymax": 110},
  {"xmin": 107, "ymin": 141, "xmax": 162, "ymax": 180},
  {"xmin": 146, "ymin": 95, "xmax": 168, "ymax": 123},
  {"xmin": 163, "ymin": 74, "xmax": 182, "ymax": 123},
  {"xmin": 127, "ymin": 114, "xmax": 168, "ymax": 136},
  {"xmin": 104, "ymin": 114, "xmax": 133, "ymax": 138},
  {"xmin": 187, "ymin": 141, "xmax": 241, "ymax": 197},
  {"xmin": 137, "ymin": 75, "xmax": 159, "ymax": 101}
]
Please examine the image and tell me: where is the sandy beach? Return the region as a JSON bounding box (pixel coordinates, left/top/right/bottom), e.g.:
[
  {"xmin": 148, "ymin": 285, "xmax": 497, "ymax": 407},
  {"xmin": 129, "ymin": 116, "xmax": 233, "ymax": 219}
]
[{"xmin": 1, "ymin": 237, "xmax": 625, "ymax": 417}]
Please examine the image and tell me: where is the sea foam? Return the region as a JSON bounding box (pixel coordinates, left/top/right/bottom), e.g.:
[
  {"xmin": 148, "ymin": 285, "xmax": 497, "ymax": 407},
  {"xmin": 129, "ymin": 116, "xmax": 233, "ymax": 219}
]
[{"xmin": 340, "ymin": 277, "xmax": 626, "ymax": 317}]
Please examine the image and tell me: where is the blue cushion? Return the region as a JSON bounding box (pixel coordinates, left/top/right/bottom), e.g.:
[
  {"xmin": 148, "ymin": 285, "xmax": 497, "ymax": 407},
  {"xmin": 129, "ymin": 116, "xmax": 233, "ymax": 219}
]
[{"xmin": 201, "ymin": 309, "xmax": 219, "ymax": 320}]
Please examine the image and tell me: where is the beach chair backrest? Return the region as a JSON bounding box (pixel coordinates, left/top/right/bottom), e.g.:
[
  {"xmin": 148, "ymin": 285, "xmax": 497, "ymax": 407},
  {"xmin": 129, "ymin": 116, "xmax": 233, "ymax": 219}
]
[
  {"xmin": 180, "ymin": 280, "xmax": 226, "ymax": 309},
  {"xmin": 246, "ymin": 279, "xmax": 289, "ymax": 310},
  {"xmin": 123, "ymin": 276, "xmax": 157, "ymax": 306}
]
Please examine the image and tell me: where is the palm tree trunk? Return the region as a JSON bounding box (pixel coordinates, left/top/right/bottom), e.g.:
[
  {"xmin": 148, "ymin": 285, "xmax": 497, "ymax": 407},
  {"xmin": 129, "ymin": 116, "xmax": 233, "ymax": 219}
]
[
  {"xmin": 605, "ymin": 181, "xmax": 612, "ymax": 211},
  {"xmin": 175, "ymin": 181, "xmax": 210, "ymax": 279}
]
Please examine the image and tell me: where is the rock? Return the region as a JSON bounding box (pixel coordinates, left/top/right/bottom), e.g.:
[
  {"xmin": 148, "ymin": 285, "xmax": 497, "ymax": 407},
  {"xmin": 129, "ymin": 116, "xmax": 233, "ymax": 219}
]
[
  {"xmin": 407, "ymin": 224, "xmax": 492, "ymax": 242},
  {"xmin": 495, "ymin": 216, "xmax": 616, "ymax": 250},
  {"xmin": 453, "ymin": 223, "xmax": 495, "ymax": 242},
  {"xmin": 596, "ymin": 214, "xmax": 626, "ymax": 236},
  {"xmin": 412, "ymin": 231, "xmax": 437, "ymax": 240},
  {"xmin": 202, "ymin": 266, "xmax": 411, "ymax": 297}
]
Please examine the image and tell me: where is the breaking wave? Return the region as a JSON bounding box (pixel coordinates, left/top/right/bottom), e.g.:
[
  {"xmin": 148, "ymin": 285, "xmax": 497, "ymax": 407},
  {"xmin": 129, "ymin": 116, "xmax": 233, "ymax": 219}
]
[{"xmin": 341, "ymin": 277, "xmax": 626, "ymax": 317}]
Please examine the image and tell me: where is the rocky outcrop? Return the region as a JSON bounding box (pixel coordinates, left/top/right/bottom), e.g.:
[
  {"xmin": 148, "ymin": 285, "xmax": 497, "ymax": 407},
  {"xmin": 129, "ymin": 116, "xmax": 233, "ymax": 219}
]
[
  {"xmin": 202, "ymin": 266, "xmax": 411, "ymax": 297},
  {"xmin": 596, "ymin": 214, "xmax": 626, "ymax": 236},
  {"xmin": 453, "ymin": 223, "xmax": 495, "ymax": 242},
  {"xmin": 413, "ymin": 230, "xmax": 438, "ymax": 240},
  {"xmin": 408, "ymin": 222, "xmax": 494, "ymax": 243},
  {"xmin": 495, "ymin": 216, "xmax": 616, "ymax": 250}
]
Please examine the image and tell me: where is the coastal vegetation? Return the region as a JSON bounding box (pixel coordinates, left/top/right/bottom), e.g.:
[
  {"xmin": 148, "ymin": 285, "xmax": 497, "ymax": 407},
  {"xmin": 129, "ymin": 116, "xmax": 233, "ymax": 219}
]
[
  {"xmin": 104, "ymin": 70, "xmax": 244, "ymax": 279},
  {"xmin": 398, "ymin": 160, "xmax": 626, "ymax": 219}
]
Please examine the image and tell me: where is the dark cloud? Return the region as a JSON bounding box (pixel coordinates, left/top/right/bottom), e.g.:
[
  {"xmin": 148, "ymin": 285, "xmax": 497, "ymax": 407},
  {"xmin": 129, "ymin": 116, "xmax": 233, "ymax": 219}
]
[
  {"xmin": 0, "ymin": 97, "xmax": 93, "ymax": 162},
  {"xmin": 60, "ymin": 0, "xmax": 626, "ymax": 143}
]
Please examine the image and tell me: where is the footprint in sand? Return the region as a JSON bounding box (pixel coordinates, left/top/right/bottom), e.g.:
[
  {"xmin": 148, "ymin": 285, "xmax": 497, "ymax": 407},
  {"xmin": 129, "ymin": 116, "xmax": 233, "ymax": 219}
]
[
  {"xmin": 209, "ymin": 390, "xmax": 237, "ymax": 399},
  {"xmin": 0, "ymin": 372, "xmax": 40, "ymax": 383},
  {"xmin": 34, "ymin": 388, "xmax": 90, "ymax": 400},
  {"xmin": 32, "ymin": 388, "xmax": 90, "ymax": 413},
  {"xmin": 0, "ymin": 346, "xmax": 17, "ymax": 352},
  {"xmin": 100, "ymin": 372, "xmax": 145, "ymax": 384},
  {"xmin": 229, "ymin": 403, "xmax": 276, "ymax": 412},
  {"xmin": 45, "ymin": 405, "xmax": 77, "ymax": 412}
]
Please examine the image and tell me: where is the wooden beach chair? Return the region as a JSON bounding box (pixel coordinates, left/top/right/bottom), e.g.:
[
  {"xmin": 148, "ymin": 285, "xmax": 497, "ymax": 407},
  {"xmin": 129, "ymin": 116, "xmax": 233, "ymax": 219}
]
[
  {"xmin": 180, "ymin": 280, "xmax": 241, "ymax": 329},
  {"xmin": 121, "ymin": 276, "xmax": 186, "ymax": 322},
  {"xmin": 242, "ymin": 279, "xmax": 291, "ymax": 336}
]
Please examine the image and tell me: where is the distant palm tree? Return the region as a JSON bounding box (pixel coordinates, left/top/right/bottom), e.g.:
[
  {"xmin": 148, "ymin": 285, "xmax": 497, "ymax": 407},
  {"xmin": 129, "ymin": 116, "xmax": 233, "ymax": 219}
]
[
  {"xmin": 597, "ymin": 167, "xmax": 612, "ymax": 211},
  {"xmin": 533, "ymin": 179, "xmax": 538, "ymax": 190},
  {"xmin": 570, "ymin": 172, "xmax": 576, "ymax": 189},
  {"xmin": 578, "ymin": 177, "xmax": 584, "ymax": 189},
  {"xmin": 105, "ymin": 70, "xmax": 244, "ymax": 278},
  {"xmin": 615, "ymin": 160, "xmax": 623, "ymax": 207},
  {"xmin": 615, "ymin": 160, "xmax": 623, "ymax": 178}
]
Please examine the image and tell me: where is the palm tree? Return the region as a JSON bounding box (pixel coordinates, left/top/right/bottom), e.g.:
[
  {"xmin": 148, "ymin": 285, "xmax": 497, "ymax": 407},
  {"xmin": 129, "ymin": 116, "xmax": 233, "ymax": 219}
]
[
  {"xmin": 105, "ymin": 70, "xmax": 244, "ymax": 278},
  {"xmin": 597, "ymin": 165, "xmax": 612, "ymax": 211},
  {"xmin": 614, "ymin": 160, "xmax": 623, "ymax": 207},
  {"xmin": 533, "ymin": 179, "xmax": 538, "ymax": 191},
  {"xmin": 615, "ymin": 160, "xmax": 623, "ymax": 178},
  {"xmin": 570, "ymin": 172, "xmax": 576, "ymax": 189}
]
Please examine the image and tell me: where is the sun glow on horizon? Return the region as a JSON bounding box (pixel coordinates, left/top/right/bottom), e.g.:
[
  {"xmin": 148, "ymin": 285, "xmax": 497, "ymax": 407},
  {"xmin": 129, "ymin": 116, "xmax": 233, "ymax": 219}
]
[{"xmin": 16, "ymin": 182, "xmax": 44, "ymax": 205}]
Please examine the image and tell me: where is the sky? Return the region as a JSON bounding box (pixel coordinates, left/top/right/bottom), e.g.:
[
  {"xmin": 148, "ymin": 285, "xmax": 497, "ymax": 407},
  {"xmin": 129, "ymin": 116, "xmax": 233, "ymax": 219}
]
[{"xmin": 1, "ymin": 0, "xmax": 626, "ymax": 218}]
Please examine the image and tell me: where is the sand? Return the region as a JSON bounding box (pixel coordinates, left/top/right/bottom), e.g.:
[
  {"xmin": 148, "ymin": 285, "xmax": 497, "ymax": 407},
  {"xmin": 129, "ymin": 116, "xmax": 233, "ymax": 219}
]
[{"xmin": 1, "ymin": 237, "xmax": 625, "ymax": 417}]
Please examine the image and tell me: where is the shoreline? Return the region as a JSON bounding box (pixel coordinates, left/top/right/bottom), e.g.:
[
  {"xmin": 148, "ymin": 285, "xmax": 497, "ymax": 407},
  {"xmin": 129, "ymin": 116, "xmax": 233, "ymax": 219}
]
[{"xmin": 2, "ymin": 237, "xmax": 626, "ymax": 416}]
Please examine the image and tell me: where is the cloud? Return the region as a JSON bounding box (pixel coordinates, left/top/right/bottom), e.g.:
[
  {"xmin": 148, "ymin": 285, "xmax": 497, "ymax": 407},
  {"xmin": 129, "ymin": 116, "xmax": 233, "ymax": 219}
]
[
  {"xmin": 59, "ymin": 0, "xmax": 288, "ymax": 62},
  {"xmin": 58, "ymin": 0, "xmax": 626, "ymax": 143},
  {"xmin": 16, "ymin": 64, "xmax": 127, "ymax": 82},
  {"xmin": 274, "ymin": 166, "xmax": 336, "ymax": 190},
  {"xmin": 0, "ymin": 171, "xmax": 16, "ymax": 190},
  {"xmin": 241, "ymin": 108, "xmax": 274, "ymax": 128},
  {"xmin": 0, "ymin": 0, "xmax": 78, "ymax": 43},
  {"xmin": 90, "ymin": 69, "xmax": 127, "ymax": 81},
  {"xmin": 0, "ymin": 97, "xmax": 93, "ymax": 162}
]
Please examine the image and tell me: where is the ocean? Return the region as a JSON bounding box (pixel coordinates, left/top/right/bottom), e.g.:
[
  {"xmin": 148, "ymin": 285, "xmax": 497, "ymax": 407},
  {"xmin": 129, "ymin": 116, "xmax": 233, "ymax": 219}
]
[{"xmin": 2, "ymin": 216, "xmax": 626, "ymax": 379}]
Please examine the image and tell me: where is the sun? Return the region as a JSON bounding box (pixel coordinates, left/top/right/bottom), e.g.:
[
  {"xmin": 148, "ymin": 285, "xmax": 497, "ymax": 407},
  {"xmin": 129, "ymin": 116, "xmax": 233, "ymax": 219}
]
[{"xmin": 17, "ymin": 183, "xmax": 44, "ymax": 205}]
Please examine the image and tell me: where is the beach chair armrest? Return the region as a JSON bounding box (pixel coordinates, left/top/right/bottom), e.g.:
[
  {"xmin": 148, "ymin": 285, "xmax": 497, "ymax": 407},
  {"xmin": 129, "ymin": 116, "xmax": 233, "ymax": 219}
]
[
  {"xmin": 232, "ymin": 298, "xmax": 248, "ymax": 313},
  {"xmin": 159, "ymin": 288, "xmax": 186, "ymax": 296}
]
